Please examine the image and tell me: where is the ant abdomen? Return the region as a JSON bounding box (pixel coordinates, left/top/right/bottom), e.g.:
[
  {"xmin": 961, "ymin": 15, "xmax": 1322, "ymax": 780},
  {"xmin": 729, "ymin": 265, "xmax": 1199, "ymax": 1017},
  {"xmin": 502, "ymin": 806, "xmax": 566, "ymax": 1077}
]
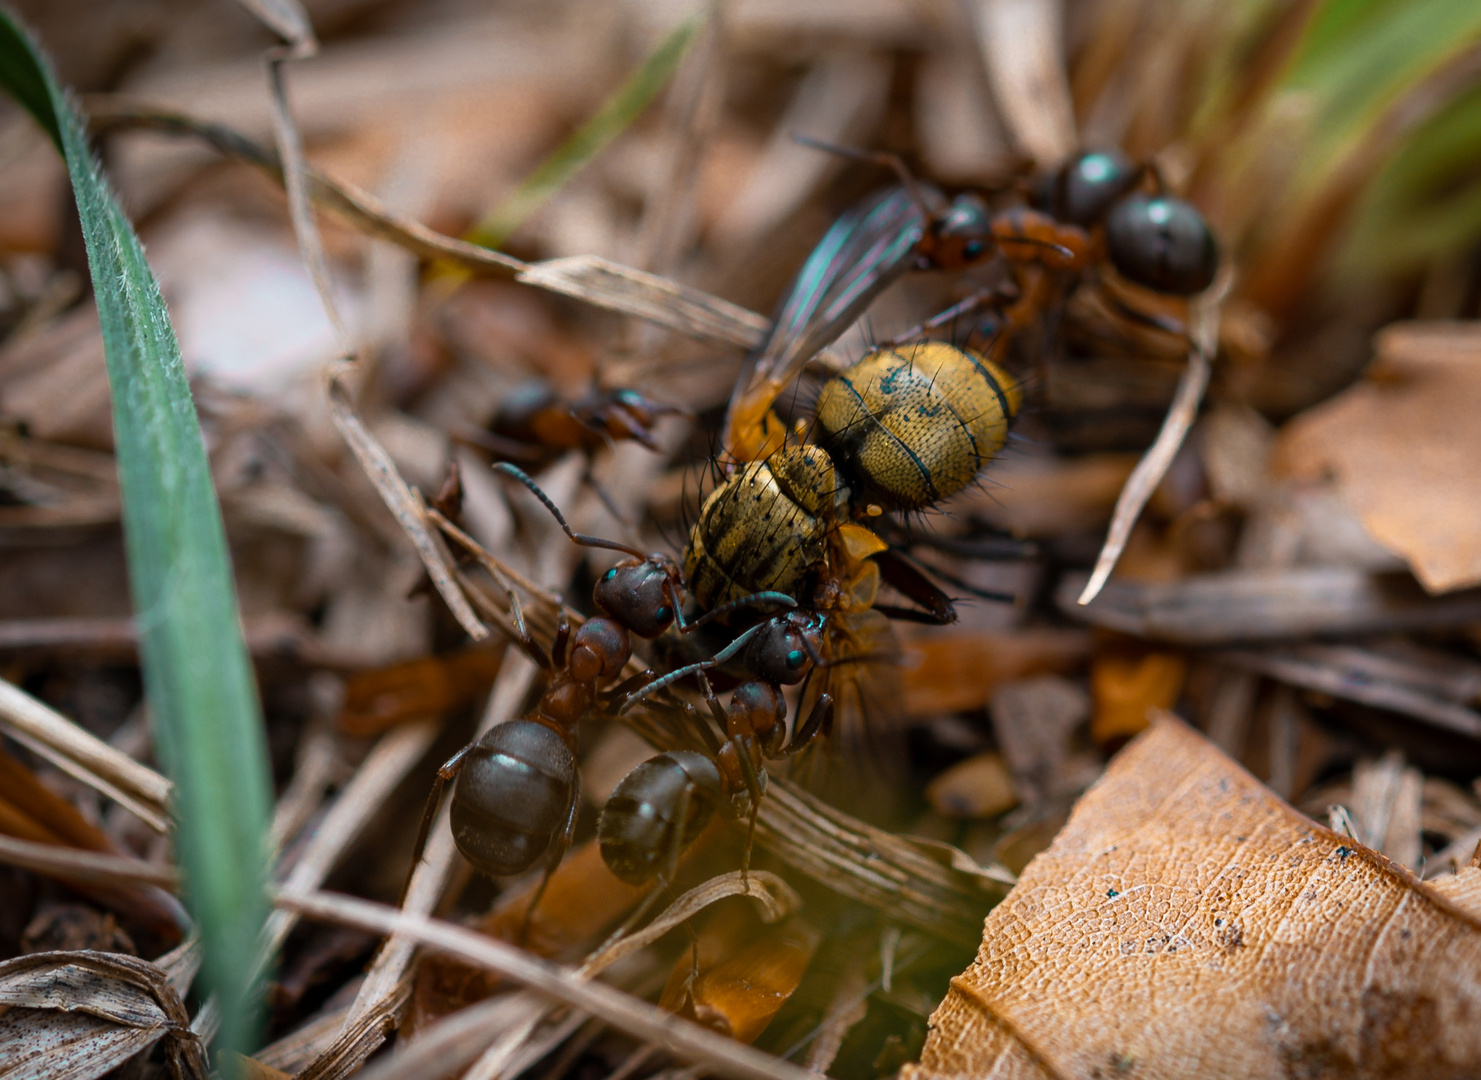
[
  {"xmin": 1105, "ymin": 194, "xmax": 1218, "ymax": 295},
  {"xmin": 598, "ymin": 751, "xmax": 724, "ymax": 885},
  {"xmin": 450, "ymin": 720, "xmax": 578, "ymax": 877}
]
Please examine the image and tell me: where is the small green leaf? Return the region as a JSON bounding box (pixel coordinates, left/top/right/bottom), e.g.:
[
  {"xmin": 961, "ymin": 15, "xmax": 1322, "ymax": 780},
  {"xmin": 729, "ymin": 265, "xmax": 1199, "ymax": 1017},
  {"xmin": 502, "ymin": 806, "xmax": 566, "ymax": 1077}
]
[
  {"xmin": 0, "ymin": 10, "xmax": 273, "ymax": 1059},
  {"xmin": 466, "ymin": 15, "xmax": 702, "ymax": 252}
]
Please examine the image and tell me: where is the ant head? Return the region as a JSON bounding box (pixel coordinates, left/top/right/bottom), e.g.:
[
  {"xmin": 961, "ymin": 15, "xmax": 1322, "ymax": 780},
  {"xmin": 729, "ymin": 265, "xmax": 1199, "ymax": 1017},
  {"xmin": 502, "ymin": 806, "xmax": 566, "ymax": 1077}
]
[
  {"xmin": 927, "ymin": 193, "xmax": 994, "ymax": 270},
  {"xmin": 1105, "ymin": 194, "xmax": 1219, "ymax": 295},
  {"xmin": 594, "ymin": 556, "xmax": 682, "ymax": 638},
  {"xmin": 1034, "ymin": 150, "xmax": 1143, "ymax": 227},
  {"xmin": 744, "ymin": 611, "xmax": 826, "ymax": 686}
]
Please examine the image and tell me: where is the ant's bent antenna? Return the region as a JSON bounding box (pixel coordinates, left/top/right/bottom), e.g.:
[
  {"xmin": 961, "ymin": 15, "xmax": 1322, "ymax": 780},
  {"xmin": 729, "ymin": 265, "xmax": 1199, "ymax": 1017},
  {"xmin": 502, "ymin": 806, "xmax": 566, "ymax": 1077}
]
[{"xmin": 493, "ymin": 463, "xmax": 649, "ymax": 560}]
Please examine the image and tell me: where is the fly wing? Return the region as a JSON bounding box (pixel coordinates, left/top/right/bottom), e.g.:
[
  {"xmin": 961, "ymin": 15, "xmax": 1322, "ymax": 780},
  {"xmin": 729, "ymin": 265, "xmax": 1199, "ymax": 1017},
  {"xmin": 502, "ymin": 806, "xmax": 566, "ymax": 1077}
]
[
  {"xmin": 722, "ymin": 187, "xmax": 928, "ymax": 462},
  {"xmin": 792, "ymin": 608, "xmax": 910, "ymax": 825}
]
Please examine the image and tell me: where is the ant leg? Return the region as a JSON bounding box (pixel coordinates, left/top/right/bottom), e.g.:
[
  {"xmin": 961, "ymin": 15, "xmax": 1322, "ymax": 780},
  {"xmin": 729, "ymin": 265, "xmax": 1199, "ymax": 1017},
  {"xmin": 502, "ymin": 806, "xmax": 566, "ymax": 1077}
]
[
  {"xmin": 694, "ymin": 670, "xmax": 730, "ymax": 732},
  {"xmin": 491, "ymin": 463, "xmax": 649, "ymax": 560},
  {"xmin": 1096, "ymin": 281, "xmax": 1189, "ymax": 339},
  {"xmin": 507, "ymin": 589, "xmax": 553, "ymax": 670},
  {"xmin": 585, "ymin": 881, "xmax": 667, "ymax": 970},
  {"xmin": 609, "ymin": 668, "xmax": 658, "ymax": 701},
  {"xmin": 777, "ymin": 692, "xmax": 833, "ymax": 758},
  {"xmin": 880, "ymin": 287, "xmax": 1013, "ymax": 349},
  {"xmin": 727, "ymin": 735, "xmax": 766, "ymax": 884},
  {"xmin": 583, "ymin": 466, "xmax": 633, "ymax": 529},
  {"xmin": 682, "ymin": 700, "xmax": 726, "ymax": 755},
  {"xmin": 551, "ymin": 610, "xmax": 571, "ymax": 671},
  {"xmin": 618, "ymin": 623, "xmax": 767, "ymax": 712},
  {"xmin": 790, "ymin": 133, "xmax": 939, "ymax": 220},
  {"xmin": 400, "ymin": 742, "xmax": 479, "ymax": 905},
  {"xmin": 519, "ymin": 769, "xmax": 581, "ymax": 945}
]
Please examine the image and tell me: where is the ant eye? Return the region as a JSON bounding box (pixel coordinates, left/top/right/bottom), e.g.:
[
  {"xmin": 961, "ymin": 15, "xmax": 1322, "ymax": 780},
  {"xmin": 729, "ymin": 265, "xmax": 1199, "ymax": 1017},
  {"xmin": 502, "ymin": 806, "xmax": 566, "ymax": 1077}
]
[
  {"xmin": 655, "ymin": 605, "xmax": 673, "ymax": 623},
  {"xmin": 603, "ymin": 568, "xmax": 618, "ymax": 582},
  {"xmin": 964, "ymin": 240, "xmax": 984, "ymax": 259},
  {"xmin": 786, "ymin": 649, "xmax": 806, "ymax": 669}
]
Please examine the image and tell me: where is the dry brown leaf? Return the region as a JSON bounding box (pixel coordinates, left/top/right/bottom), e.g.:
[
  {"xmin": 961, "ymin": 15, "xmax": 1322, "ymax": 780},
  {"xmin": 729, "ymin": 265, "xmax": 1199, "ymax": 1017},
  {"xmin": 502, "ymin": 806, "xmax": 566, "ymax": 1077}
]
[
  {"xmin": 1276, "ymin": 321, "xmax": 1481, "ymax": 594},
  {"xmin": 1089, "ymin": 646, "xmax": 1186, "ymax": 745},
  {"xmin": 927, "ymin": 753, "xmax": 1018, "ymax": 819},
  {"xmin": 902, "ymin": 627, "xmax": 1092, "ymax": 719},
  {"xmin": 907, "ymin": 715, "xmax": 1481, "ymax": 1080},
  {"xmin": 0, "ymin": 951, "xmax": 206, "ymax": 1080}
]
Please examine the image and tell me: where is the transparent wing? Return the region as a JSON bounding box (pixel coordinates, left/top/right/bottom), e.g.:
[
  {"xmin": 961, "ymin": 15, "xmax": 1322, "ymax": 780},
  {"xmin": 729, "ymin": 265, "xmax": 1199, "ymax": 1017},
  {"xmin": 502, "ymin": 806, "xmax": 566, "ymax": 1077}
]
[
  {"xmin": 722, "ymin": 187, "xmax": 928, "ymax": 461},
  {"xmin": 791, "ymin": 608, "xmax": 910, "ymax": 825}
]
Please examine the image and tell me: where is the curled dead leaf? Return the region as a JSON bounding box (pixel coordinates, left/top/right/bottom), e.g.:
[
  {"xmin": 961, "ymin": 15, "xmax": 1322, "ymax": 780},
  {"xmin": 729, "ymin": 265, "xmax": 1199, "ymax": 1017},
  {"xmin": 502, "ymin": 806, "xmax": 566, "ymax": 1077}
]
[
  {"xmin": 907, "ymin": 714, "xmax": 1481, "ymax": 1080},
  {"xmin": 0, "ymin": 950, "xmax": 206, "ymax": 1080}
]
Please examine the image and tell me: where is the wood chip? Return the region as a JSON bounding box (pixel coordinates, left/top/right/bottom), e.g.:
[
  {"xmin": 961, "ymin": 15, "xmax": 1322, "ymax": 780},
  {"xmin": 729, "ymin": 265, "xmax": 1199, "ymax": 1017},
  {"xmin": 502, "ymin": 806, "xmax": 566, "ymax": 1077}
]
[{"xmin": 1061, "ymin": 567, "xmax": 1481, "ymax": 645}]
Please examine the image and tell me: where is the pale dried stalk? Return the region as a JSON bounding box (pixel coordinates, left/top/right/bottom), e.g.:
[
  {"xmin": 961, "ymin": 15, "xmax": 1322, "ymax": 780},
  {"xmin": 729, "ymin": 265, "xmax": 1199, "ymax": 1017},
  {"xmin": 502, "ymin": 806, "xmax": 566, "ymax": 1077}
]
[
  {"xmin": 580, "ymin": 870, "xmax": 798, "ymax": 977},
  {"xmin": 257, "ymin": 720, "xmax": 441, "ymax": 977},
  {"xmin": 354, "ymin": 995, "xmax": 547, "ymax": 1080},
  {"xmin": 0, "ymin": 677, "xmax": 171, "ymax": 832},
  {"xmin": 974, "ymin": 0, "xmax": 1077, "ymax": 167},
  {"xmin": 268, "ymin": 719, "xmax": 339, "ymax": 859},
  {"xmin": 353, "ymin": 872, "xmax": 796, "ymax": 1080},
  {"xmin": 1077, "ymin": 278, "xmax": 1230, "ymax": 606},
  {"xmin": 252, "ymin": 22, "xmax": 490, "ymax": 643},
  {"xmin": 255, "ymin": 1005, "xmax": 348, "ymax": 1073},
  {"xmin": 326, "ymin": 380, "xmax": 490, "ymax": 641},
  {"xmin": 515, "ymin": 258, "xmax": 767, "ymax": 350},
  {"xmin": 87, "ymin": 104, "xmax": 766, "ymax": 349},
  {"xmin": 295, "ymin": 972, "xmax": 416, "ymax": 1080},
  {"xmin": 275, "ymin": 888, "xmax": 816, "ymax": 1080},
  {"xmin": 755, "ymin": 782, "xmax": 995, "ymax": 948},
  {"xmin": 0, "ymin": 832, "xmax": 178, "ymax": 890}
]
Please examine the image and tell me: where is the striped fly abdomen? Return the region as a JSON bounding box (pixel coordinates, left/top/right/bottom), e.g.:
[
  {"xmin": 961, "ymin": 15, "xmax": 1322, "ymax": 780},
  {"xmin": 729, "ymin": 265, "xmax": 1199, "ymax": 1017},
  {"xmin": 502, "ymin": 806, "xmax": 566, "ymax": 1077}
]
[
  {"xmin": 813, "ymin": 342, "xmax": 1020, "ymax": 512},
  {"xmin": 683, "ymin": 446, "xmax": 840, "ymax": 611}
]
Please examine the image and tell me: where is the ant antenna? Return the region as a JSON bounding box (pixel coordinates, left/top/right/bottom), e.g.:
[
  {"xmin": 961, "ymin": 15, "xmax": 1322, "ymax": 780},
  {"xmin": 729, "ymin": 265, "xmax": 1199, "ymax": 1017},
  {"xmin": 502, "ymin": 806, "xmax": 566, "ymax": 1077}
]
[
  {"xmin": 1001, "ymin": 234, "xmax": 1078, "ymax": 261},
  {"xmin": 791, "ymin": 133, "xmax": 938, "ymax": 222},
  {"xmin": 619, "ymin": 622, "xmax": 768, "ymax": 712},
  {"xmin": 685, "ymin": 592, "xmax": 797, "ymax": 630},
  {"xmin": 493, "ymin": 463, "xmax": 649, "ymax": 560}
]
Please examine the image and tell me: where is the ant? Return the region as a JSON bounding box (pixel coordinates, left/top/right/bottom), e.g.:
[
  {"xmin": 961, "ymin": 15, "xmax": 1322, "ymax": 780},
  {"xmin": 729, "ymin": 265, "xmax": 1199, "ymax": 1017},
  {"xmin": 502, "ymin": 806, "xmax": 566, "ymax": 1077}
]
[
  {"xmin": 723, "ymin": 142, "xmax": 1220, "ymax": 462},
  {"xmin": 607, "ymin": 609, "xmax": 842, "ymax": 880},
  {"xmin": 402, "ymin": 464, "xmax": 794, "ymax": 918}
]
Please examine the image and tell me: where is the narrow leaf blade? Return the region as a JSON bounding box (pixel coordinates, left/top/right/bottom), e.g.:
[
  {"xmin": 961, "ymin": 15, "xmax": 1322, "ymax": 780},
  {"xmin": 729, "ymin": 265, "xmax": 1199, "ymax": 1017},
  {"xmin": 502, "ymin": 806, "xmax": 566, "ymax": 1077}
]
[{"xmin": 0, "ymin": 11, "xmax": 273, "ymax": 1058}]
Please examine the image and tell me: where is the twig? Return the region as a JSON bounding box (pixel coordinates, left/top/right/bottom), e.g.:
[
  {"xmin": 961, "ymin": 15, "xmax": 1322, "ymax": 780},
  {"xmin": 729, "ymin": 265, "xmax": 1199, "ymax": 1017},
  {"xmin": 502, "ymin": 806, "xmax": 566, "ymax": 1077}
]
[
  {"xmin": 85, "ymin": 102, "xmax": 767, "ymax": 349},
  {"xmin": 0, "ymin": 677, "xmax": 171, "ymax": 832},
  {"xmin": 0, "ymin": 832, "xmax": 177, "ymax": 890},
  {"xmin": 974, "ymin": 0, "xmax": 1078, "ymax": 166},
  {"xmin": 275, "ymin": 888, "xmax": 818, "ymax": 1080},
  {"xmin": 256, "ymin": 720, "xmax": 441, "ymax": 978},
  {"xmin": 1077, "ymin": 273, "xmax": 1230, "ymax": 606}
]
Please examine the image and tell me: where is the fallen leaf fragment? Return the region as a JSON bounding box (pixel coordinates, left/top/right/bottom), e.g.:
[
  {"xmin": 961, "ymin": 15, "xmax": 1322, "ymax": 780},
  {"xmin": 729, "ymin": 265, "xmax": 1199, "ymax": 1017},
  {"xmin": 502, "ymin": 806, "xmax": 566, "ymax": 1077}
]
[
  {"xmin": 927, "ymin": 753, "xmax": 1018, "ymax": 819},
  {"xmin": 905, "ymin": 714, "xmax": 1481, "ymax": 1080},
  {"xmin": 0, "ymin": 950, "xmax": 206, "ymax": 1080},
  {"xmin": 1276, "ymin": 321, "xmax": 1481, "ymax": 593},
  {"xmin": 1089, "ymin": 646, "xmax": 1185, "ymax": 744}
]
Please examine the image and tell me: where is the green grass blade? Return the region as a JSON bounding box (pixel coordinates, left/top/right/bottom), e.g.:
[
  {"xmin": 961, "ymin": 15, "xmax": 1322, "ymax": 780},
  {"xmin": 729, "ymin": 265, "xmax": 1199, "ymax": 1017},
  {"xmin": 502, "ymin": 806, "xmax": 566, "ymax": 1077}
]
[
  {"xmin": 465, "ymin": 14, "xmax": 701, "ymax": 252},
  {"xmin": 0, "ymin": 11, "xmax": 272, "ymax": 1058}
]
